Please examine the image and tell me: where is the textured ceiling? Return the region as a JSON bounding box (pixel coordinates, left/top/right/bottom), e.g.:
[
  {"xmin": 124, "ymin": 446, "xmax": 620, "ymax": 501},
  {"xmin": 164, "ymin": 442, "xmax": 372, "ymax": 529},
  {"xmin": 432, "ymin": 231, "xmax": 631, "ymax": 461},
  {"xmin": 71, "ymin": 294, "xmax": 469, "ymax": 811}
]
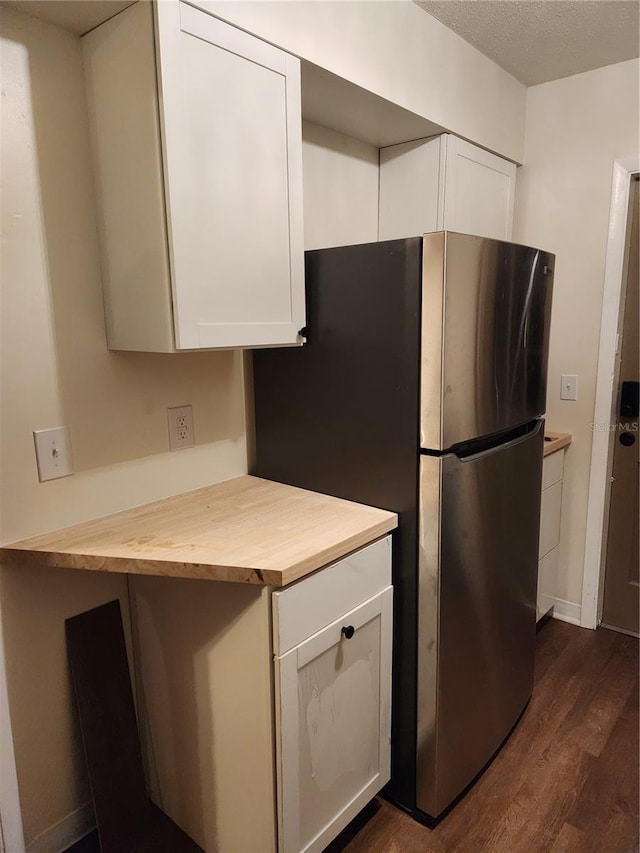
[{"xmin": 415, "ymin": 0, "xmax": 640, "ymax": 86}]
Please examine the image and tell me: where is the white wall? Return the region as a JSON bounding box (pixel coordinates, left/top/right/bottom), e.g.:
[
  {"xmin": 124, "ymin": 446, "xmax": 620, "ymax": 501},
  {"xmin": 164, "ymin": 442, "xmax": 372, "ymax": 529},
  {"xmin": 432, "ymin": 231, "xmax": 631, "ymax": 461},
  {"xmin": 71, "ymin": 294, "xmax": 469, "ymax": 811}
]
[
  {"xmin": 302, "ymin": 121, "xmax": 380, "ymax": 250},
  {"xmin": 202, "ymin": 0, "xmax": 526, "ymax": 163},
  {"xmin": 513, "ymin": 59, "xmax": 640, "ymax": 614},
  {"xmin": 0, "ymin": 8, "xmax": 247, "ymax": 848},
  {"xmin": 0, "ymin": 7, "xmax": 248, "ymax": 546}
]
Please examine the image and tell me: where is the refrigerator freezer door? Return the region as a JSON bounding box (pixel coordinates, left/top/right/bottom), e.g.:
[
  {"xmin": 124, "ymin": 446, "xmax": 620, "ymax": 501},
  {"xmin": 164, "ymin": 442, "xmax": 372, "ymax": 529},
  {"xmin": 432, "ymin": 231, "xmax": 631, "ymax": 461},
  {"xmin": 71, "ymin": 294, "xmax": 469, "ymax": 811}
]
[
  {"xmin": 421, "ymin": 232, "xmax": 554, "ymax": 450},
  {"xmin": 416, "ymin": 421, "xmax": 543, "ymax": 817}
]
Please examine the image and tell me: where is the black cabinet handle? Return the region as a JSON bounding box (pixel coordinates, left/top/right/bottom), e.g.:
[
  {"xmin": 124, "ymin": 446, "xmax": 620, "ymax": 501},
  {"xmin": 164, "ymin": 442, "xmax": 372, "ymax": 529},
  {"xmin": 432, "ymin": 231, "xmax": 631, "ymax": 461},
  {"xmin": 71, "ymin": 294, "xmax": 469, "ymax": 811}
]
[{"xmin": 341, "ymin": 625, "xmax": 355, "ymax": 639}]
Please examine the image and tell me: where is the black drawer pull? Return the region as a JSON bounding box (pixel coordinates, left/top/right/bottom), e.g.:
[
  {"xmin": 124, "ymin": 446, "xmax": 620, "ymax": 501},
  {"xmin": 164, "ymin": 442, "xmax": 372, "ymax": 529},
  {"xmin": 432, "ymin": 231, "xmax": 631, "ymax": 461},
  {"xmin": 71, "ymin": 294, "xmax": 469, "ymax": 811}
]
[{"xmin": 341, "ymin": 625, "xmax": 355, "ymax": 639}]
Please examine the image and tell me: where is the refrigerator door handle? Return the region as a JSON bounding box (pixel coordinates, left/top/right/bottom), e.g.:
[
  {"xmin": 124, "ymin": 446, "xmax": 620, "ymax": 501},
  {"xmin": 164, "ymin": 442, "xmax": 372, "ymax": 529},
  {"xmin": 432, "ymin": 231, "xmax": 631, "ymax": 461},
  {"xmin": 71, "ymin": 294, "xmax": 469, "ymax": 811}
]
[{"xmin": 455, "ymin": 420, "xmax": 544, "ymax": 463}]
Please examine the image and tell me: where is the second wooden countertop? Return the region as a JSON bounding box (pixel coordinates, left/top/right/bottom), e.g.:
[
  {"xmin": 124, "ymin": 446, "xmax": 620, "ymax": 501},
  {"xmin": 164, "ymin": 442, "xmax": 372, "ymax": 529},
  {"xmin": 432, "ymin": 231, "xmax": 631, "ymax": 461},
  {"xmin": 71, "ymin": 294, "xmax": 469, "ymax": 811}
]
[
  {"xmin": 544, "ymin": 431, "xmax": 572, "ymax": 456},
  {"xmin": 0, "ymin": 476, "xmax": 397, "ymax": 587}
]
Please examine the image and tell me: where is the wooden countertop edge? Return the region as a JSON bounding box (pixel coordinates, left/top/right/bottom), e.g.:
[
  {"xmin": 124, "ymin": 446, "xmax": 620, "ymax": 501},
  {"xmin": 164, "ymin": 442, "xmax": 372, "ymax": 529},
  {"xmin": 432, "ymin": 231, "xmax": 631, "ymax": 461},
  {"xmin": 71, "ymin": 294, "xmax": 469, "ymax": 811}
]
[
  {"xmin": 544, "ymin": 431, "xmax": 572, "ymax": 457},
  {"xmin": 0, "ymin": 516, "xmax": 397, "ymax": 588}
]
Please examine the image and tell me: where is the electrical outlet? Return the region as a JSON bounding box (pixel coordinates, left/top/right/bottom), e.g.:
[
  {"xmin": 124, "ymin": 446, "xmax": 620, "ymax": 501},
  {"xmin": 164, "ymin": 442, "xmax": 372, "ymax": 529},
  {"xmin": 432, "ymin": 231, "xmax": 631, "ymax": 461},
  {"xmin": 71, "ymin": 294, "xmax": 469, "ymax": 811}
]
[
  {"xmin": 33, "ymin": 426, "xmax": 74, "ymax": 482},
  {"xmin": 167, "ymin": 405, "xmax": 194, "ymax": 451}
]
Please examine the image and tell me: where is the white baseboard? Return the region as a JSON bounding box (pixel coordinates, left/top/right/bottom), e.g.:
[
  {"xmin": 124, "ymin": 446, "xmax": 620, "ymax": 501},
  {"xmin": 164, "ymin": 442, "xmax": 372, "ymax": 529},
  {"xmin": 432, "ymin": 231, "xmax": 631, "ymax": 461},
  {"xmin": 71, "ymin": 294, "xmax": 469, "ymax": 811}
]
[
  {"xmin": 26, "ymin": 802, "xmax": 94, "ymax": 853},
  {"xmin": 551, "ymin": 597, "xmax": 582, "ymax": 627},
  {"xmin": 600, "ymin": 622, "xmax": 640, "ymax": 639}
]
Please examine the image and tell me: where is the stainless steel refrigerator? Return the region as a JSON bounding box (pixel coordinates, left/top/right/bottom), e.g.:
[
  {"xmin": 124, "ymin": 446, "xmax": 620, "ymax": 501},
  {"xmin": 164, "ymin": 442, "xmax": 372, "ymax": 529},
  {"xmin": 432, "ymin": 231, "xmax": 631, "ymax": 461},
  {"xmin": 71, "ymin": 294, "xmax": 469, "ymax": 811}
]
[{"xmin": 252, "ymin": 231, "xmax": 554, "ymax": 820}]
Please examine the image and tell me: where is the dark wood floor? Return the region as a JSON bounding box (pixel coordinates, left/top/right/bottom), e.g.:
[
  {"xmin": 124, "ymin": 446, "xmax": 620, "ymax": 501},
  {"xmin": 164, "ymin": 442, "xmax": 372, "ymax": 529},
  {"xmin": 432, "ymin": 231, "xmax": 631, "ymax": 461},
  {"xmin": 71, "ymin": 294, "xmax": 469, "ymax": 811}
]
[{"xmin": 338, "ymin": 620, "xmax": 639, "ymax": 853}]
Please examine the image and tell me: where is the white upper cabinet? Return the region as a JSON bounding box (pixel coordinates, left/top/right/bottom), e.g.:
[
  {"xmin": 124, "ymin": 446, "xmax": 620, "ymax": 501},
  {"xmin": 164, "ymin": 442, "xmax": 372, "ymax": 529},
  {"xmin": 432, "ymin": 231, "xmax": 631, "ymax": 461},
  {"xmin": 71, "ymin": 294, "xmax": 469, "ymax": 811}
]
[
  {"xmin": 83, "ymin": 1, "xmax": 305, "ymax": 351},
  {"xmin": 378, "ymin": 133, "xmax": 516, "ymax": 242}
]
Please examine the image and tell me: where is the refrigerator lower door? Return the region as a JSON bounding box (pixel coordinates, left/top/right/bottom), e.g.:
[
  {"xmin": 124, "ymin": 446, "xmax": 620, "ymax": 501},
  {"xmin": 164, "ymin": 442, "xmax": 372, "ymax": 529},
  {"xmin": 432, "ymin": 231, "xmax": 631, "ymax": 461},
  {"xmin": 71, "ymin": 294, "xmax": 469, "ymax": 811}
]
[{"xmin": 416, "ymin": 421, "xmax": 543, "ymax": 817}]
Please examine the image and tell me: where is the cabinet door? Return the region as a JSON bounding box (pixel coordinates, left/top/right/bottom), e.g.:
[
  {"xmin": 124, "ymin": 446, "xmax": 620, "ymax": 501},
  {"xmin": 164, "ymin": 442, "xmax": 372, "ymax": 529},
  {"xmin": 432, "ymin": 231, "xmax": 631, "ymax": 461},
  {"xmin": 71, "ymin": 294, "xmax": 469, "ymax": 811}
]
[
  {"xmin": 537, "ymin": 546, "xmax": 559, "ymax": 621},
  {"xmin": 275, "ymin": 587, "xmax": 392, "ymax": 853},
  {"xmin": 443, "ymin": 135, "xmax": 516, "ymax": 240},
  {"xmin": 539, "ymin": 479, "xmax": 563, "ymax": 559},
  {"xmin": 378, "ymin": 133, "xmax": 516, "ymax": 242},
  {"xmin": 155, "ymin": 2, "xmax": 305, "ymax": 349},
  {"xmin": 537, "ymin": 452, "xmax": 565, "ymax": 621}
]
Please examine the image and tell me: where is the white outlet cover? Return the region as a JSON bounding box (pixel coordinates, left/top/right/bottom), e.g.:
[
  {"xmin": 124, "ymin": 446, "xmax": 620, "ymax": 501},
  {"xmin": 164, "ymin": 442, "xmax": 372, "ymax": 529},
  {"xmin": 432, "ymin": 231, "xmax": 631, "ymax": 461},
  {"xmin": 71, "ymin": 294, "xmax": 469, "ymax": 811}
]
[
  {"xmin": 33, "ymin": 426, "xmax": 74, "ymax": 482},
  {"xmin": 167, "ymin": 405, "xmax": 194, "ymax": 451}
]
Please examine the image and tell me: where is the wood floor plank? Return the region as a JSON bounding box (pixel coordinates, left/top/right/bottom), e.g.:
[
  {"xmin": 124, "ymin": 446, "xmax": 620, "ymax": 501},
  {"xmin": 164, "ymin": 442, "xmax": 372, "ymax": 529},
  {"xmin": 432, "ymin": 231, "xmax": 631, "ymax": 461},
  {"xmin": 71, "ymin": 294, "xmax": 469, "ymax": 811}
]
[
  {"xmin": 481, "ymin": 744, "xmax": 594, "ymax": 853},
  {"xmin": 534, "ymin": 619, "xmax": 576, "ymax": 686},
  {"xmin": 549, "ymin": 823, "xmax": 588, "ymax": 853},
  {"xmin": 559, "ymin": 633, "xmax": 638, "ymax": 757},
  {"xmin": 565, "ymin": 680, "xmax": 639, "ymax": 853},
  {"xmin": 341, "ymin": 622, "xmax": 639, "ymax": 853}
]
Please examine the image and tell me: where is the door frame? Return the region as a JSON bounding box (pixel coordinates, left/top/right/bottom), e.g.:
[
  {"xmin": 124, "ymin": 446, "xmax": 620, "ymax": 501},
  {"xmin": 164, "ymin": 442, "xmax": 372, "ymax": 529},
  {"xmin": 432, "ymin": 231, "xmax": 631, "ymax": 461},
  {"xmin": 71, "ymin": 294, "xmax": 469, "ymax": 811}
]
[
  {"xmin": 0, "ymin": 607, "xmax": 25, "ymax": 853},
  {"xmin": 582, "ymin": 156, "xmax": 640, "ymax": 630}
]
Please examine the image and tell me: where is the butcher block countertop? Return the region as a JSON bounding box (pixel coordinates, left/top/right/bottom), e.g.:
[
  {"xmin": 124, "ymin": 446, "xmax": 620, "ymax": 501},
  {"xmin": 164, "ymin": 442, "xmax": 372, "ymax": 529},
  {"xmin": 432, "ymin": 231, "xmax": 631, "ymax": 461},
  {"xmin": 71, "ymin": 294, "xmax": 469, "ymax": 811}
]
[
  {"xmin": 544, "ymin": 431, "xmax": 572, "ymax": 457},
  {"xmin": 0, "ymin": 476, "xmax": 397, "ymax": 587}
]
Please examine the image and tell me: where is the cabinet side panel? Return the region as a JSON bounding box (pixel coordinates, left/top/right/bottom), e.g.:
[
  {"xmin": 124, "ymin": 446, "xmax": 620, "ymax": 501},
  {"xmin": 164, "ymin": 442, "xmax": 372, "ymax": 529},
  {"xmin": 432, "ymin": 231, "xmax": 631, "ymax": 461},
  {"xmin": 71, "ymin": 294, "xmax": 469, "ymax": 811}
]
[
  {"xmin": 82, "ymin": 2, "xmax": 175, "ymax": 352},
  {"xmin": 129, "ymin": 577, "xmax": 276, "ymax": 852},
  {"xmin": 378, "ymin": 136, "xmax": 443, "ymax": 240}
]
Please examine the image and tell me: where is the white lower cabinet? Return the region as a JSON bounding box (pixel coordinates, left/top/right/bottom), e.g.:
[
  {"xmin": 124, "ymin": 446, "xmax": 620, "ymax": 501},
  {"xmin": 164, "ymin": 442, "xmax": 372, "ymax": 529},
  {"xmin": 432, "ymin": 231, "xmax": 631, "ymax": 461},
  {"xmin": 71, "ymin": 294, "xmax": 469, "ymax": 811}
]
[
  {"xmin": 130, "ymin": 535, "xmax": 392, "ymax": 852},
  {"xmin": 274, "ymin": 583, "xmax": 392, "ymax": 853},
  {"xmin": 537, "ymin": 451, "xmax": 565, "ymax": 621}
]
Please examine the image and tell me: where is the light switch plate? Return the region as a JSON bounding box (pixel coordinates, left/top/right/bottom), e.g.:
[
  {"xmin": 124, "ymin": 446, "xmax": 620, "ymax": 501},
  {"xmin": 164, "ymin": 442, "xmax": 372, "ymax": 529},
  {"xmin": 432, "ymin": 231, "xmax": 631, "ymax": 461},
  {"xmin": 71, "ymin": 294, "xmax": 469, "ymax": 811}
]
[
  {"xmin": 560, "ymin": 374, "xmax": 578, "ymax": 401},
  {"xmin": 33, "ymin": 426, "xmax": 74, "ymax": 482}
]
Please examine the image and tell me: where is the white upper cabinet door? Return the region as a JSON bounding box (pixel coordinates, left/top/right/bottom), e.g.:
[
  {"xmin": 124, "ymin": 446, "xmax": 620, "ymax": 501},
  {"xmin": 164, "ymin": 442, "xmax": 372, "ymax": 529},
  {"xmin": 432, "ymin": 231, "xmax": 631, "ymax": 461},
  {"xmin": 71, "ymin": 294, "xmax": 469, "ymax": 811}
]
[
  {"xmin": 83, "ymin": 1, "xmax": 304, "ymax": 351},
  {"xmin": 378, "ymin": 133, "xmax": 516, "ymax": 242},
  {"xmin": 156, "ymin": 2, "xmax": 304, "ymax": 349},
  {"xmin": 442, "ymin": 135, "xmax": 516, "ymax": 241}
]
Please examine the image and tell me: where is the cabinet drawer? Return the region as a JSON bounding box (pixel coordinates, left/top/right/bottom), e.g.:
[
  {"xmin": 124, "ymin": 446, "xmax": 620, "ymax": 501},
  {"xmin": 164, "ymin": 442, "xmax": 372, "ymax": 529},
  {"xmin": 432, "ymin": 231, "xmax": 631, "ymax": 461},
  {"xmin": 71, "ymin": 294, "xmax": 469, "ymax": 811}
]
[
  {"xmin": 542, "ymin": 450, "xmax": 564, "ymax": 489},
  {"xmin": 273, "ymin": 536, "xmax": 391, "ymax": 656},
  {"xmin": 539, "ymin": 480, "xmax": 562, "ymax": 558}
]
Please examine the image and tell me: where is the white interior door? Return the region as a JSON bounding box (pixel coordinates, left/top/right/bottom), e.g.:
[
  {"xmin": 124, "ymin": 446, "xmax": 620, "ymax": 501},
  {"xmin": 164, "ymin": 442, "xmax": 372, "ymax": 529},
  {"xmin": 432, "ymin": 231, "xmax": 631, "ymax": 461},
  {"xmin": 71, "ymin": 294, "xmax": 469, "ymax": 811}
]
[{"xmin": 602, "ymin": 176, "xmax": 639, "ymax": 635}]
